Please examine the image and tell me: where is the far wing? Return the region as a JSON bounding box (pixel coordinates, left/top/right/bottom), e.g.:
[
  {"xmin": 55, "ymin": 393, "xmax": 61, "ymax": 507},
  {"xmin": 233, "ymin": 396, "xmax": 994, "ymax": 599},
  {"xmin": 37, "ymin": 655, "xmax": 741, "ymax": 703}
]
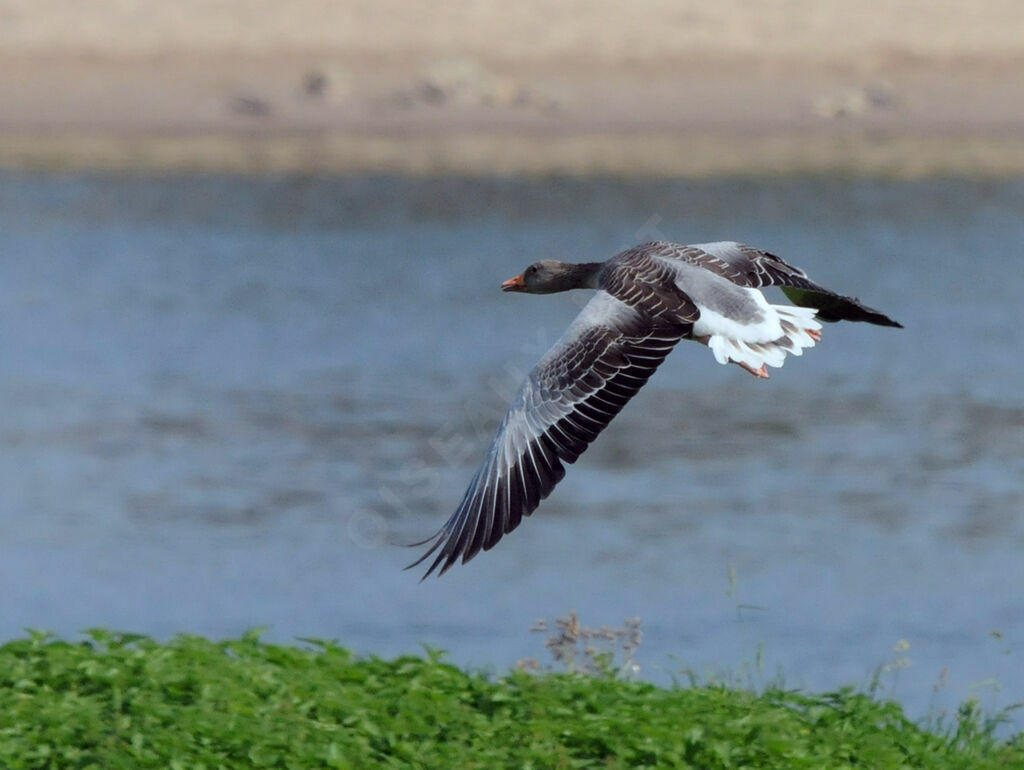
[
  {"xmin": 649, "ymin": 240, "xmax": 902, "ymax": 327},
  {"xmin": 408, "ymin": 292, "xmax": 690, "ymax": 579}
]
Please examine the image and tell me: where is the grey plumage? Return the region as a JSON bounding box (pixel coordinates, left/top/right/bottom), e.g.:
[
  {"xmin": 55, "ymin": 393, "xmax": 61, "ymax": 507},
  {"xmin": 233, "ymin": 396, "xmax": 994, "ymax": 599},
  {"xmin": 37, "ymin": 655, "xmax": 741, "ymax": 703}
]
[
  {"xmin": 408, "ymin": 241, "xmax": 901, "ymax": 578},
  {"xmin": 664, "ymin": 240, "xmax": 903, "ymax": 326}
]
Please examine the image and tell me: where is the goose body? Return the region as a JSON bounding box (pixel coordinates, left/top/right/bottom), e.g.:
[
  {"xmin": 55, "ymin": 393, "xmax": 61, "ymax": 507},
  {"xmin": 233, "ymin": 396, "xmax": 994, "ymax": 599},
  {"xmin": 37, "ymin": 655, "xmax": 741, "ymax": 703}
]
[{"xmin": 409, "ymin": 240, "xmax": 901, "ymax": 578}]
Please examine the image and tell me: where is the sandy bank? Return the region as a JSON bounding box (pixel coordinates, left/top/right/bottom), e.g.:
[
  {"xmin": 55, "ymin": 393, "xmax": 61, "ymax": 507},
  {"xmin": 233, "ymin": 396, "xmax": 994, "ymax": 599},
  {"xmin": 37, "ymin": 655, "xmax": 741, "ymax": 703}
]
[{"xmin": 2, "ymin": 1, "xmax": 1023, "ymax": 176}]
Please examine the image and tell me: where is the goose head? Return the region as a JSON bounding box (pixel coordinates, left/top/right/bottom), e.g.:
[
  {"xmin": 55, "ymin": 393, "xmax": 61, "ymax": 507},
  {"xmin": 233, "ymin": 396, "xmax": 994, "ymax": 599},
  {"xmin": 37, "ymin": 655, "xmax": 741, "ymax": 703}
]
[{"xmin": 501, "ymin": 260, "xmax": 600, "ymax": 294}]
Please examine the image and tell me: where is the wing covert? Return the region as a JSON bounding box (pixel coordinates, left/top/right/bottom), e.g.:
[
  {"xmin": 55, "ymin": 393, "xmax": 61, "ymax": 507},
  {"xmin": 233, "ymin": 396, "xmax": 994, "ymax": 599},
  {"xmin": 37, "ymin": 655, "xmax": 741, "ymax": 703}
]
[
  {"xmin": 408, "ymin": 293, "xmax": 690, "ymax": 578},
  {"xmin": 645, "ymin": 240, "xmax": 902, "ymax": 327}
]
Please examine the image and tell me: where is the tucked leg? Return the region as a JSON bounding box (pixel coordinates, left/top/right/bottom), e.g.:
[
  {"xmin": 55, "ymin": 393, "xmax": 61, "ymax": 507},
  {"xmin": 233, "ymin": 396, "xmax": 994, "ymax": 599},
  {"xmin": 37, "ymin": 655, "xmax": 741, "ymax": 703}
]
[
  {"xmin": 736, "ymin": 361, "xmax": 770, "ymax": 379},
  {"xmin": 694, "ymin": 334, "xmax": 770, "ymax": 379}
]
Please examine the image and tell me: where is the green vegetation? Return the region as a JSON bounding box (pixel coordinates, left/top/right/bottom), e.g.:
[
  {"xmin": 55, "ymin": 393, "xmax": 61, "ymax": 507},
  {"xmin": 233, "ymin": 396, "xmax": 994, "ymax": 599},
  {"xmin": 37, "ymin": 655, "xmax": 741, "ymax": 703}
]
[{"xmin": 1, "ymin": 629, "xmax": 1021, "ymax": 769}]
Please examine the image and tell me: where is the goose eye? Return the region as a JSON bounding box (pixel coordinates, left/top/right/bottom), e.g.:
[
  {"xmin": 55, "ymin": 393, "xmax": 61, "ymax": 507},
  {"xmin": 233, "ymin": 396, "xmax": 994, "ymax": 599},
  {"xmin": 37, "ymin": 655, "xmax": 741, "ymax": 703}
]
[{"xmin": 527, "ymin": 265, "xmax": 538, "ymax": 275}]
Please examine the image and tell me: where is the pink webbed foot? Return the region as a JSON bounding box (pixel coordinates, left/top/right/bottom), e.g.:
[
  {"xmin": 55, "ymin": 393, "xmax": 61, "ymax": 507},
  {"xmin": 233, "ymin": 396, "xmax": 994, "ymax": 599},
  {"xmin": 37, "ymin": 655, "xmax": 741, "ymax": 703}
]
[
  {"xmin": 807, "ymin": 328, "xmax": 822, "ymax": 343},
  {"xmin": 735, "ymin": 361, "xmax": 770, "ymax": 379}
]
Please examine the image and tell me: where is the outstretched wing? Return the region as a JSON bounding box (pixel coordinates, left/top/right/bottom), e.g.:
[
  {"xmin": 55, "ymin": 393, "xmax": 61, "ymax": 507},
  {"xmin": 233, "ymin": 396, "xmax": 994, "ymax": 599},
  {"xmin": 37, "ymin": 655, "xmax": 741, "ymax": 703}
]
[
  {"xmin": 647, "ymin": 240, "xmax": 902, "ymax": 327},
  {"xmin": 408, "ymin": 292, "xmax": 693, "ymax": 579}
]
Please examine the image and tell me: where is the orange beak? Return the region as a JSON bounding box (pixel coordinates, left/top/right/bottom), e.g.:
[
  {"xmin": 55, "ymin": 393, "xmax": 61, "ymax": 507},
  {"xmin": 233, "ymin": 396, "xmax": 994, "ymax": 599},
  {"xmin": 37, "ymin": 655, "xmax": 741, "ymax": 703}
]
[{"xmin": 501, "ymin": 273, "xmax": 526, "ymax": 292}]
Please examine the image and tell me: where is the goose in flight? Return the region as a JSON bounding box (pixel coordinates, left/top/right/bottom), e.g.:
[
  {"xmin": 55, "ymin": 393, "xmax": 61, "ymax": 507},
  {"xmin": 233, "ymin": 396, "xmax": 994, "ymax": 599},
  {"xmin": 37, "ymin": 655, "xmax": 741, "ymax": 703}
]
[{"xmin": 409, "ymin": 240, "xmax": 901, "ymax": 578}]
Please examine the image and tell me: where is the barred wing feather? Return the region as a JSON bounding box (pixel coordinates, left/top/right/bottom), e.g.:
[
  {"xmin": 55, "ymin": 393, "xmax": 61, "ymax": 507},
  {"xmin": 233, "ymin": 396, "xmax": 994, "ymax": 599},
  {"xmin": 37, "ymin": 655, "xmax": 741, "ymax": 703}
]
[
  {"xmin": 649, "ymin": 240, "xmax": 902, "ymax": 327},
  {"xmin": 408, "ymin": 293, "xmax": 689, "ymax": 578}
]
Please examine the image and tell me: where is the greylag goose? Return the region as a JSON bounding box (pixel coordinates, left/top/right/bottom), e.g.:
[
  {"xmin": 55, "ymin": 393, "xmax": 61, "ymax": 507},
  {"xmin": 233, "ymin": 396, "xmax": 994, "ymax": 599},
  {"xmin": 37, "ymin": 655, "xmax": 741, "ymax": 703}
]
[{"xmin": 409, "ymin": 240, "xmax": 901, "ymax": 578}]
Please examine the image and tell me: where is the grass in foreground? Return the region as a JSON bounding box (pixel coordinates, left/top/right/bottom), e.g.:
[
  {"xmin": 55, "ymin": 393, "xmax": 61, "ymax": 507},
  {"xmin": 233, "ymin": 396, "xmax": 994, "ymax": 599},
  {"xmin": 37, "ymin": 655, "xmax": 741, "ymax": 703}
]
[{"xmin": 1, "ymin": 630, "xmax": 1022, "ymax": 769}]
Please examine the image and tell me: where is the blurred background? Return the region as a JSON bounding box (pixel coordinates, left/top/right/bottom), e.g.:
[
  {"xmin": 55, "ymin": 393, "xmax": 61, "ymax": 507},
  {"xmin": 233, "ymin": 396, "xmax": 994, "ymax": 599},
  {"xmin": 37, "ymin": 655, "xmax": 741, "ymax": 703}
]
[{"xmin": 1, "ymin": 0, "xmax": 1023, "ymax": 730}]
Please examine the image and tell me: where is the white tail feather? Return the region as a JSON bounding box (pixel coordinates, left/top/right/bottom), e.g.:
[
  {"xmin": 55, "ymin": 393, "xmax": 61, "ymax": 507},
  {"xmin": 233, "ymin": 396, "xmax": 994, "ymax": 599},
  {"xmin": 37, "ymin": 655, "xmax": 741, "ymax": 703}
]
[{"xmin": 708, "ymin": 304, "xmax": 821, "ymax": 372}]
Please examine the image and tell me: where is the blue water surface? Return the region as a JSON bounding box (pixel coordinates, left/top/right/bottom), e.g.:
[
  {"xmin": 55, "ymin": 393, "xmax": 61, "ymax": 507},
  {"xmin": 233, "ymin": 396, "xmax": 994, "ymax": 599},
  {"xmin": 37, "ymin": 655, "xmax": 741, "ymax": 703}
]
[{"xmin": 1, "ymin": 172, "xmax": 1022, "ymax": 729}]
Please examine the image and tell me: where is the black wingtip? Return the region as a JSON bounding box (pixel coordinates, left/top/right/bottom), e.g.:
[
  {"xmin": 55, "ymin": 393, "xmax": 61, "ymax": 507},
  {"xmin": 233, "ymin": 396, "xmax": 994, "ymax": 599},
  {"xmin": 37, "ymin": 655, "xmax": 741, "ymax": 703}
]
[
  {"xmin": 843, "ymin": 309, "xmax": 903, "ymax": 328},
  {"xmin": 780, "ymin": 286, "xmax": 902, "ymax": 328},
  {"xmin": 403, "ymin": 530, "xmax": 448, "ymax": 581},
  {"xmin": 857, "ymin": 309, "xmax": 903, "ymax": 328}
]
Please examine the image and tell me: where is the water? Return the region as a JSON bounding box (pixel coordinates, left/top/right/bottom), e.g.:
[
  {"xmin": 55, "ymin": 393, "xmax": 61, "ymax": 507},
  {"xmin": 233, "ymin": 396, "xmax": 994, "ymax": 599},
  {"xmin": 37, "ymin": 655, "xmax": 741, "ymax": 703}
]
[{"xmin": 1, "ymin": 172, "xmax": 1022, "ymax": 728}]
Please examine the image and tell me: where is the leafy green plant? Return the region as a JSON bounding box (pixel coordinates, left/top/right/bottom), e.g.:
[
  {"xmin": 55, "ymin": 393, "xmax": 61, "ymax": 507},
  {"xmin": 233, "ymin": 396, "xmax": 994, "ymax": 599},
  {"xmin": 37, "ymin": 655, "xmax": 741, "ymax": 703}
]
[{"xmin": 0, "ymin": 630, "xmax": 1021, "ymax": 769}]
